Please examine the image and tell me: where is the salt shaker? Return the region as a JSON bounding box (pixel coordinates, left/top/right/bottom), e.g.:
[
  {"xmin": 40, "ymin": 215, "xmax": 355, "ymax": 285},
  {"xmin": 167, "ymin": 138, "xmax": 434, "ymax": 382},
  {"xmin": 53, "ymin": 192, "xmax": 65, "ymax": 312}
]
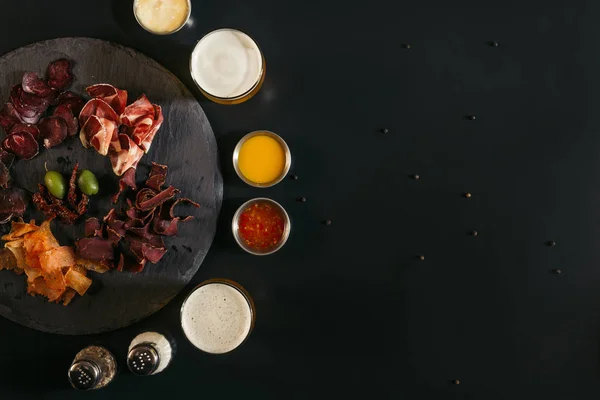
[
  {"xmin": 68, "ymin": 345, "xmax": 117, "ymax": 390},
  {"xmin": 127, "ymin": 332, "xmax": 173, "ymax": 376}
]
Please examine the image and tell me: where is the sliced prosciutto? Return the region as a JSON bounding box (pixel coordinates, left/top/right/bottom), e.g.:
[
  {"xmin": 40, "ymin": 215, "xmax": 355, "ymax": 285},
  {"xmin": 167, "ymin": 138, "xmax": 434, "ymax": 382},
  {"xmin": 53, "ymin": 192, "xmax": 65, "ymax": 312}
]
[
  {"xmin": 79, "ymin": 98, "xmax": 119, "ymax": 127},
  {"xmin": 134, "ymin": 104, "xmax": 163, "ymax": 153},
  {"xmin": 86, "ymin": 84, "xmax": 128, "ymax": 115},
  {"xmin": 80, "ymin": 115, "xmax": 118, "ymax": 156},
  {"xmin": 46, "ymin": 59, "xmax": 73, "ymax": 91},
  {"xmin": 38, "ymin": 117, "xmax": 68, "ymax": 149},
  {"xmin": 3, "ymin": 131, "xmax": 39, "ymax": 160},
  {"xmin": 109, "ymin": 134, "xmax": 144, "ymax": 176},
  {"xmin": 120, "ymin": 94, "xmax": 154, "ymax": 127}
]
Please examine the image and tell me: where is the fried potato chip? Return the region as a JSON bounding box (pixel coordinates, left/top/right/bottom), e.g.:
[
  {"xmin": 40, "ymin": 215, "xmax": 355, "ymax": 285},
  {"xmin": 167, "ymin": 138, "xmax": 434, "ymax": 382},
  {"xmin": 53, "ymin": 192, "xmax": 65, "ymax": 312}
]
[
  {"xmin": 27, "ymin": 277, "xmax": 64, "ymax": 302},
  {"xmin": 23, "ymin": 265, "xmax": 42, "ymax": 283},
  {"xmin": 38, "ymin": 246, "xmax": 76, "ymax": 273},
  {"xmin": 5, "ymin": 242, "xmax": 27, "ymax": 270},
  {"xmin": 60, "ymin": 288, "xmax": 77, "ymax": 306},
  {"xmin": 76, "ymin": 257, "xmax": 110, "ymax": 274},
  {"xmin": 44, "ymin": 269, "xmax": 66, "ymax": 291},
  {"xmin": 65, "ymin": 268, "xmax": 92, "ymax": 296},
  {"xmin": 1, "ymin": 219, "xmax": 38, "ymax": 241}
]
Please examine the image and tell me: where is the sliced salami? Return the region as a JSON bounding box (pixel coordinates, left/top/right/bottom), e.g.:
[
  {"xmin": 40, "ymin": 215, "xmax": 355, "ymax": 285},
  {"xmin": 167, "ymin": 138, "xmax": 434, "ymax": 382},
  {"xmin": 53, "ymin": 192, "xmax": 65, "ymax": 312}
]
[
  {"xmin": 0, "ymin": 103, "xmax": 23, "ymax": 131},
  {"xmin": 3, "ymin": 131, "xmax": 39, "ymax": 160},
  {"xmin": 52, "ymin": 104, "xmax": 78, "ymax": 136},
  {"xmin": 46, "ymin": 59, "xmax": 73, "ymax": 90},
  {"xmin": 9, "ymin": 123, "xmax": 41, "ymax": 141},
  {"xmin": 56, "ymin": 91, "xmax": 85, "ymax": 115},
  {"xmin": 38, "ymin": 116, "xmax": 68, "ymax": 149},
  {"xmin": 22, "ymin": 72, "xmax": 54, "ymax": 97}
]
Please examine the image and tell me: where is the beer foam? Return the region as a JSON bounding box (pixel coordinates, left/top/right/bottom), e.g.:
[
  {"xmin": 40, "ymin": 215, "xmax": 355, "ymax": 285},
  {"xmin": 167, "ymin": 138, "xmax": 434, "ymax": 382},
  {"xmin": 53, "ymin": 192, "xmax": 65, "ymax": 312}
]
[
  {"xmin": 191, "ymin": 29, "xmax": 263, "ymax": 98},
  {"xmin": 181, "ymin": 283, "xmax": 252, "ymax": 354}
]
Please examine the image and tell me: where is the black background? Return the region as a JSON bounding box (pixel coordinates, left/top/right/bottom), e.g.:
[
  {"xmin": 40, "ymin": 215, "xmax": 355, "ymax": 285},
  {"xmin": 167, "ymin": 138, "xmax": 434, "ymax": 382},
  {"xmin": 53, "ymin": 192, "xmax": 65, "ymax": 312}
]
[{"xmin": 1, "ymin": 0, "xmax": 599, "ymax": 399}]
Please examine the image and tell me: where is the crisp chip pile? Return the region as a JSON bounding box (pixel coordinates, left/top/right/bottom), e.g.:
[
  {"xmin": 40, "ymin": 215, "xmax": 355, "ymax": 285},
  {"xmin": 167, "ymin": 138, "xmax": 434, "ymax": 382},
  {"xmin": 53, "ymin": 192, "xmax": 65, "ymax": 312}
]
[{"xmin": 0, "ymin": 219, "xmax": 103, "ymax": 305}]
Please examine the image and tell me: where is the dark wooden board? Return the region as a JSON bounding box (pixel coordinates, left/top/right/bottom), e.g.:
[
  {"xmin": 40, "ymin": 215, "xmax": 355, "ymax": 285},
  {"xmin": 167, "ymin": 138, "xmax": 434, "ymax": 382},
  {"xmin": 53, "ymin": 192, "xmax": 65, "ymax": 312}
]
[{"xmin": 0, "ymin": 38, "xmax": 222, "ymax": 334}]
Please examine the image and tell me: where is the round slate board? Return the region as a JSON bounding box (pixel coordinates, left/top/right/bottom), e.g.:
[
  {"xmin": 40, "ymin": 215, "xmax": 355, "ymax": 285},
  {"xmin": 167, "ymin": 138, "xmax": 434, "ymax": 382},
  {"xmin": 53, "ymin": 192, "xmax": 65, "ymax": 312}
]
[{"xmin": 0, "ymin": 38, "xmax": 223, "ymax": 334}]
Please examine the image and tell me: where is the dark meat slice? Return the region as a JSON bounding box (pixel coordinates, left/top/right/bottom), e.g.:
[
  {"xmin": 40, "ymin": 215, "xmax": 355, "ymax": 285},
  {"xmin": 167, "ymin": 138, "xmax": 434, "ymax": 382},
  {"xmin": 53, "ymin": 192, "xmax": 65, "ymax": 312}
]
[
  {"xmin": 153, "ymin": 198, "xmax": 199, "ymax": 236},
  {"xmin": 129, "ymin": 258, "xmax": 146, "ymax": 273},
  {"xmin": 22, "ymin": 72, "xmax": 54, "ymax": 97},
  {"xmin": 86, "ymin": 84, "xmax": 128, "ymax": 115},
  {"xmin": 52, "ymin": 104, "xmax": 78, "ymax": 136},
  {"xmin": 77, "ymin": 194, "xmax": 89, "ymax": 216},
  {"xmin": 38, "ymin": 117, "xmax": 68, "ymax": 149},
  {"xmin": 0, "ymin": 188, "xmax": 27, "ymax": 215},
  {"xmin": 0, "ymin": 150, "xmax": 15, "ymax": 169},
  {"xmin": 84, "ymin": 218, "xmax": 101, "ymax": 237},
  {"xmin": 67, "ymin": 163, "xmax": 79, "ymax": 208},
  {"xmin": 56, "ymin": 91, "xmax": 85, "ymax": 115},
  {"xmin": 145, "ymin": 162, "xmax": 167, "ymax": 191},
  {"xmin": 110, "ymin": 167, "xmax": 137, "ymax": 204},
  {"xmin": 3, "ymin": 131, "xmax": 39, "ymax": 160},
  {"xmin": 9, "ymin": 123, "xmax": 41, "ymax": 141},
  {"xmin": 116, "ymin": 253, "xmax": 125, "ymax": 272},
  {"xmin": 0, "ymin": 213, "xmax": 13, "ymax": 224},
  {"xmin": 136, "ymin": 186, "xmax": 179, "ymax": 211},
  {"xmin": 0, "ymin": 161, "xmax": 9, "ymax": 189},
  {"xmin": 0, "ymin": 103, "xmax": 23, "ymax": 132},
  {"xmin": 10, "ymin": 85, "xmax": 53, "ymax": 114},
  {"xmin": 46, "ymin": 59, "xmax": 73, "ymax": 90},
  {"xmin": 134, "ymin": 104, "xmax": 163, "ymax": 153},
  {"xmin": 78, "ymin": 98, "xmax": 119, "ymax": 127},
  {"xmin": 75, "ymin": 237, "xmax": 115, "ymax": 262},
  {"xmin": 120, "ymin": 94, "xmax": 154, "ymax": 127},
  {"xmin": 125, "ymin": 234, "xmax": 166, "ymax": 264}
]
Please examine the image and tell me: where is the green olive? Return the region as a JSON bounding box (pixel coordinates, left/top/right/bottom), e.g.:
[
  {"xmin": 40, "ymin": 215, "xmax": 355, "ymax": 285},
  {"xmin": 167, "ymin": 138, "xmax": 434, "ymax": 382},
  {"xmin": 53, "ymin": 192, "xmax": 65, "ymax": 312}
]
[
  {"xmin": 44, "ymin": 171, "xmax": 66, "ymax": 199},
  {"xmin": 77, "ymin": 169, "xmax": 99, "ymax": 196}
]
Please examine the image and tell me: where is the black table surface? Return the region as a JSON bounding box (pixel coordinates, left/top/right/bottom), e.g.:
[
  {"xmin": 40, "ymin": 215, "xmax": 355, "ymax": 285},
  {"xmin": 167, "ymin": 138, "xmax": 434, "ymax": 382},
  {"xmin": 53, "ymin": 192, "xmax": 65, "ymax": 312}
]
[{"xmin": 2, "ymin": 0, "xmax": 600, "ymax": 398}]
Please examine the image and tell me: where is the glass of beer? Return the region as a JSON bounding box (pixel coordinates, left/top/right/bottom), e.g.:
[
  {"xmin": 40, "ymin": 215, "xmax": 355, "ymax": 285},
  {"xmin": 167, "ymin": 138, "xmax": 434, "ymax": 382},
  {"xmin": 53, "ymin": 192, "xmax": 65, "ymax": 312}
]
[
  {"xmin": 180, "ymin": 279, "xmax": 256, "ymax": 354},
  {"xmin": 190, "ymin": 28, "xmax": 266, "ymax": 104}
]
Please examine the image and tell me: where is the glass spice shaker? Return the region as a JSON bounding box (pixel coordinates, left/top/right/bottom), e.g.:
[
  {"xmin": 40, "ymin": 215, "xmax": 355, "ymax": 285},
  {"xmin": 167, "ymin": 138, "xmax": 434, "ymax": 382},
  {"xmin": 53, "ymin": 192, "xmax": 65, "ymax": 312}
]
[
  {"xmin": 127, "ymin": 332, "xmax": 173, "ymax": 376},
  {"xmin": 68, "ymin": 345, "xmax": 117, "ymax": 390}
]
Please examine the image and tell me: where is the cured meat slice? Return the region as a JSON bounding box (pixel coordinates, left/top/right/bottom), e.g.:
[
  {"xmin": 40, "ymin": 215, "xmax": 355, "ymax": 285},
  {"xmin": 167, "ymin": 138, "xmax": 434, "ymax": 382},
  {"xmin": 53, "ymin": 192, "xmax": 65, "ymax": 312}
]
[
  {"xmin": 0, "ymin": 149, "xmax": 15, "ymax": 169},
  {"xmin": 75, "ymin": 237, "xmax": 115, "ymax": 262},
  {"xmin": 46, "ymin": 59, "xmax": 73, "ymax": 90},
  {"xmin": 110, "ymin": 167, "xmax": 137, "ymax": 204},
  {"xmin": 77, "ymin": 194, "xmax": 89, "ymax": 216},
  {"xmin": 22, "ymin": 72, "xmax": 54, "ymax": 97},
  {"xmin": 134, "ymin": 104, "xmax": 163, "ymax": 153},
  {"xmin": 38, "ymin": 117, "xmax": 68, "ymax": 149},
  {"xmin": 109, "ymin": 134, "xmax": 144, "ymax": 176},
  {"xmin": 153, "ymin": 198, "xmax": 199, "ymax": 236},
  {"xmin": 10, "ymin": 86, "xmax": 43, "ymax": 118},
  {"xmin": 3, "ymin": 131, "xmax": 39, "ymax": 160},
  {"xmin": 56, "ymin": 91, "xmax": 85, "ymax": 115},
  {"xmin": 84, "ymin": 218, "xmax": 101, "ymax": 237},
  {"xmin": 52, "ymin": 104, "xmax": 78, "ymax": 136},
  {"xmin": 145, "ymin": 162, "xmax": 167, "ymax": 190},
  {"xmin": 136, "ymin": 186, "xmax": 179, "ymax": 211},
  {"xmin": 78, "ymin": 98, "xmax": 119, "ymax": 127},
  {"xmin": 0, "ymin": 103, "xmax": 23, "ymax": 131},
  {"xmin": 9, "ymin": 123, "xmax": 41, "ymax": 141},
  {"xmin": 120, "ymin": 94, "xmax": 154, "ymax": 127},
  {"xmin": 0, "ymin": 188, "xmax": 27, "ymax": 215},
  {"xmin": 86, "ymin": 84, "xmax": 128, "ymax": 115},
  {"xmin": 10, "ymin": 85, "xmax": 54, "ymax": 114},
  {"xmin": 80, "ymin": 115, "xmax": 116, "ymax": 155}
]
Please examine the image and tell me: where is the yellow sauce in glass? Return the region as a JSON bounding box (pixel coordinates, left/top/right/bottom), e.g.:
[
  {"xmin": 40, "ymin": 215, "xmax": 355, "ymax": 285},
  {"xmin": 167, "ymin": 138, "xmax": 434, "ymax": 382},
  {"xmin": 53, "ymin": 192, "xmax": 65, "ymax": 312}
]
[
  {"xmin": 238, "ymin": 135, "xmax": 286, "ymax": 184},
  {"xmin": 134, "ymin": 0, "xmax": 189, "ymax": 34}
]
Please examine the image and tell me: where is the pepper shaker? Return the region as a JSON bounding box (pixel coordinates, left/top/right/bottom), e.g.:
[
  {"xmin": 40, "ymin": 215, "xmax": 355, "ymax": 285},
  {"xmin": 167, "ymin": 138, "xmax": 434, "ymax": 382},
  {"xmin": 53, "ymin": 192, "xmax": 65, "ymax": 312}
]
[
  {"xmin": 127, "ymin": 332, "xmax": 173, "ymax": 376},
  {"xmin": 68, "ymin": 345, "xmax": 117, "ymax": 390}
]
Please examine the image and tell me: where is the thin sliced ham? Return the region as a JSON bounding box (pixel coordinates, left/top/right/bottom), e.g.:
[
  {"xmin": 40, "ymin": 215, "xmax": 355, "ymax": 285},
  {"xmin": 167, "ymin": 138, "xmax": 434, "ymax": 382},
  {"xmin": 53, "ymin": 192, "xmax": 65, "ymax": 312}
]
[
  {"xmin": 80, "ymin": 115, "xmax": 117, "ymax": 156},
  {"xmin": 79, "ymin": 98, "xmax": 119, "ymax": 127},
  {"xmin": 109, "ymin": 134, "xmax": 144, "ymax": 176},
  {"xmin": 133, "ymin": 104, "xmax": 163, "ymax": 153},
  {"xmin": 86, "ymin": 84, "xmax": 128, "ymax": 115},
  {"xmin": 120, "ymin": 94, "xmax": 154, "ymax": 127}
]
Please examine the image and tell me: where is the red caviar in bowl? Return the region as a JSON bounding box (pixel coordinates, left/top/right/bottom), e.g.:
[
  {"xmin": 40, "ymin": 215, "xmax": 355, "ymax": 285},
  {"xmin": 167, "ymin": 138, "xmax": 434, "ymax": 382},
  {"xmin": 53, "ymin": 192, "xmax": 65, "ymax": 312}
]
[{"xmin": 238, "ymin": 202, "xmax": 285, "ymax": 250}]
